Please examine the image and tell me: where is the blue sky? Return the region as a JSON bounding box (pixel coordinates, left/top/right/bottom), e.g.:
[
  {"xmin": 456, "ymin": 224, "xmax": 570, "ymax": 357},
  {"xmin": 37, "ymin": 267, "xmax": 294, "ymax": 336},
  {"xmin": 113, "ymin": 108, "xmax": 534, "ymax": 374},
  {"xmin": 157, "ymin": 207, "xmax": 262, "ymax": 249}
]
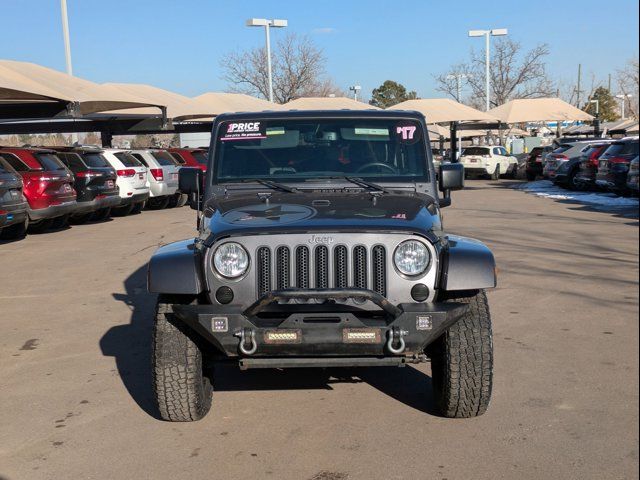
[{"xmin": 1, "ymin": 0, "xmax": 638, "ymax": 101}]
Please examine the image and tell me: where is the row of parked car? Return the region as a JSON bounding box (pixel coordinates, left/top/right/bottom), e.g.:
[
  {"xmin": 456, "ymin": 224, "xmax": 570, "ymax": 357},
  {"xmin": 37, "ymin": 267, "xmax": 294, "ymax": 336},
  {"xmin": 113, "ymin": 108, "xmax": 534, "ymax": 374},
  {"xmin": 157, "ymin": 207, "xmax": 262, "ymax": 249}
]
[
  {"xmin": 0, "ymin": 145, "xmax": 208, "ymax": 240},
  {"xmin": 525, "ymin": 136, "xmax": 639, "ymax": 195}
]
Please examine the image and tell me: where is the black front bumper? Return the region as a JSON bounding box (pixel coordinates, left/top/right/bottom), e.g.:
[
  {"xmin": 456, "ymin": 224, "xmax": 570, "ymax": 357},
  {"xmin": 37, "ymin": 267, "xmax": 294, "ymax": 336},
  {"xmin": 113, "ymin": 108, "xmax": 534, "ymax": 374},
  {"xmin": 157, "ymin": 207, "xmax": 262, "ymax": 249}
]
[{"xmin": 173, "ymin": 288, "xmax": 468, "ymax": 367}]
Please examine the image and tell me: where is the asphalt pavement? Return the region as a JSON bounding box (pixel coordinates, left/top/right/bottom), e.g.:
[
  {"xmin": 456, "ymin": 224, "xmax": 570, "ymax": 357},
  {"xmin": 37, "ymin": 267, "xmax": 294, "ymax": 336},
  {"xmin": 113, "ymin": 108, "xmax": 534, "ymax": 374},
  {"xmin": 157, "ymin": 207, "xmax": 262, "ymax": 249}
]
[{"xmin": 1, "ymin": 181, "xmax": 638, "ymax": 480}]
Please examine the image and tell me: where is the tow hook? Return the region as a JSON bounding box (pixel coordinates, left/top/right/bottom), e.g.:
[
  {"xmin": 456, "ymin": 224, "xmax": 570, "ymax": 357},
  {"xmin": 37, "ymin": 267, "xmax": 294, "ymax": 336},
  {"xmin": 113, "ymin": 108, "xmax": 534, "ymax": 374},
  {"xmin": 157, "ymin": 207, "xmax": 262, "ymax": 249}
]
[
  {"xmin": 234, "ymin": 328, "xmax": 258, "ymax": 355},
  {"xmin": 386, "ymin": 327, "xmax": 407, "ymax": 354}
]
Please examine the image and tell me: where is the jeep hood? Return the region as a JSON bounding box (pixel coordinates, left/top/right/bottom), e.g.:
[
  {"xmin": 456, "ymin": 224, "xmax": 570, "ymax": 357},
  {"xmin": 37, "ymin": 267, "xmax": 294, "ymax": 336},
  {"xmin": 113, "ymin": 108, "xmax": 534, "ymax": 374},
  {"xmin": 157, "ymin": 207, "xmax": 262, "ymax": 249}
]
[{"xmin": 202, "ymin": 191, "xmax": 442, "ymax": 241}]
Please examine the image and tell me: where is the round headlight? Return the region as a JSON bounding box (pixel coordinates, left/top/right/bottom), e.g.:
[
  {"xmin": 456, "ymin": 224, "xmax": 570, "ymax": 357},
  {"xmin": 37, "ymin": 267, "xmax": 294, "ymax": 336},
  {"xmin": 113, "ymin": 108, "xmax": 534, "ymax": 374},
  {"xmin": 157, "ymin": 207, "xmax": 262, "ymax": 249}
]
[
  {"xmin": 213, "ymin": 243, "xmax": 249, "ymax": 278},
  {"xmin": 394, "ymin": 240, "xmax": 430, "ymax": 276}
]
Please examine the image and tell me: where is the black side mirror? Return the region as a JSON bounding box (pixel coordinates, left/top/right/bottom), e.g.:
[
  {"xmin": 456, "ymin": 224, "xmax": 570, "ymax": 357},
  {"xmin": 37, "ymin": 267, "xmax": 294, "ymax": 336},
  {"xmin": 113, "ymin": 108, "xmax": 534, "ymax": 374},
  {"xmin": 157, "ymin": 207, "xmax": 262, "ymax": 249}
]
[
  {"xmin": 178, "ymin": 167, "xmax": 203, "ymax": 195},
  {"xmin": 439, "ymin": 163, "xmax": 465, "ymax": 192}
]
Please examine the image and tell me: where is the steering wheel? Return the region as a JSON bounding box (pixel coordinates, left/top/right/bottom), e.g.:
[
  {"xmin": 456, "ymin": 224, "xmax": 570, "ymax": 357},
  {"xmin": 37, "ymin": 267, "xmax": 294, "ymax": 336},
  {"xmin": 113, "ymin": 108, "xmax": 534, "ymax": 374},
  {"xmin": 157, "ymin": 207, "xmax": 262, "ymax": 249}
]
[{"xmin": 355, "ymin": 162, "xmax": 398, "ymax": 174}]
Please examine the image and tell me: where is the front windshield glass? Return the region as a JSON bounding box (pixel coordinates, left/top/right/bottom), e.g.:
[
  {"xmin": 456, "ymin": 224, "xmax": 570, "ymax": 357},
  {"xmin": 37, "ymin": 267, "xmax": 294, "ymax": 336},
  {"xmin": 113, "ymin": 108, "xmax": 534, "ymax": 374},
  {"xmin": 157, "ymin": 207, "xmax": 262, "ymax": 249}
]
[{"xmin": 213, "ymin": 119, "xmax": 428, "ymax": 183}]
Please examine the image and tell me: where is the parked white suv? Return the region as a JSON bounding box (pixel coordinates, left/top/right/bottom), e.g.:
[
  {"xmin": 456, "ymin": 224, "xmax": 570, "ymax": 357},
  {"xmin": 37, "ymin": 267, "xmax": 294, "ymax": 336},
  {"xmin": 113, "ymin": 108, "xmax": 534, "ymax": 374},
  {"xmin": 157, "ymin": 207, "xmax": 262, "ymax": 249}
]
[
  {"xmin": 130, "ymin": 149, "xmax": 181, "ymax": 209},
  {"xmin": 460, "ymin": 146, "xmax": 519, "ymax": 180},
  {"xmin": 102, "ymin": 149, "xmax": 150, "ymax": 215}
]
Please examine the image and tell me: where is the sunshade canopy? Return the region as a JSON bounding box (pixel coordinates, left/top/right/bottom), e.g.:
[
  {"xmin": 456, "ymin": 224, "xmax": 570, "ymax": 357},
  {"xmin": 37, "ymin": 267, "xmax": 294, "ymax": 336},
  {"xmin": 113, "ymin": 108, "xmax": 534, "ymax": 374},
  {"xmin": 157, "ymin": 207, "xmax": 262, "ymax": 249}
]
[
  {"xmin": 488, "ymin": 98, "xmax": 594, "ymax": 123},
  {"xmin": 388, "ymin": 98, "xmax": 498, "ymax": 123},
  {"xmin": 0, "ymin": 60, "xmax": 162, "ymax": 116},
  {"xmin": 103, "ymin": 83, "xmax": 213, "ymax": 120},
  {"xmin": 194, "ymin": 92, "xmax": 280, "ymax": 116},
  {"xmin": 283, "ymin": 96, "xmax": 379, "ymax": 111}
]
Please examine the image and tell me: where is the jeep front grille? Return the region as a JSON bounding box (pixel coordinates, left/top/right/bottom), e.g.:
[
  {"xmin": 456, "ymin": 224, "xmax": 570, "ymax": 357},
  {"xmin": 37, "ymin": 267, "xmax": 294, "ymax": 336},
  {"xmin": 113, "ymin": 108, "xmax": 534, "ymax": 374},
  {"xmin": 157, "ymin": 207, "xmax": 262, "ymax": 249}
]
[{"xmin": 257, "ymin": 244, "xmax": 387, "ymax": 298}]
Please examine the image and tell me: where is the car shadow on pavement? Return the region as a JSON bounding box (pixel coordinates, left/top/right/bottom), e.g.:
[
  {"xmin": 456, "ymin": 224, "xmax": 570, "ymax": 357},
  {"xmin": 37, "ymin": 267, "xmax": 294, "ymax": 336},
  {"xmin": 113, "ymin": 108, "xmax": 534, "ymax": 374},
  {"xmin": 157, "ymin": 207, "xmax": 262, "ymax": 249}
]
[
  {"xmin": 102, "ymin": 264, "xmax": 439, "ymax": 419},
  {"xmin": 101, "ymin": 264, "xmax": 161, "ymax": 419}
]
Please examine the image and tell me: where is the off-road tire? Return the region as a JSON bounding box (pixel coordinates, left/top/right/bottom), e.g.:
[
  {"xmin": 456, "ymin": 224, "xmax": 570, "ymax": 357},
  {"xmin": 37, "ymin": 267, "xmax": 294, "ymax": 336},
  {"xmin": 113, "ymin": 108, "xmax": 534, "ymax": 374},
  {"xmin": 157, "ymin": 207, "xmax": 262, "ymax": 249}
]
[
  {"xmin": 0, "ymin": 218, "xmax": 28, "ymax": 240},
  {"xmin": 152, "ymin": 295, "xmax": 213, "ymax": 422},
  {"xmin": 428, "ymin": 290, "xmax": 493, "ymax": 418}
]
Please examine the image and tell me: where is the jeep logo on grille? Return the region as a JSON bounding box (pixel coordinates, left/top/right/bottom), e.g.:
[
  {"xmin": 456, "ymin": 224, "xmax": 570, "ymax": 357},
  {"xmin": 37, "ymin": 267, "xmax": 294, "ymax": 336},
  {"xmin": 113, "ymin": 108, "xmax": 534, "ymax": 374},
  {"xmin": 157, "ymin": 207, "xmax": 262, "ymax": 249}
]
[{"xmin": 308, "ymin": 235, "xmax": 335, "ymax": 245}]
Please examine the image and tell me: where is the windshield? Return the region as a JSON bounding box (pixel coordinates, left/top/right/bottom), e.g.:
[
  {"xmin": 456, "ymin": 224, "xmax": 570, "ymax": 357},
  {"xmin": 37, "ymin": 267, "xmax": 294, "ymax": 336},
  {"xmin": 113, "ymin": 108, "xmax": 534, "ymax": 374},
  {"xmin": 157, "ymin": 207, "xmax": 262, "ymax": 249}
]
[
  {"xmin": 81, "ymin": 153, "xmax": 110, "ymax": 168},
  {"xmin": 213, "ymin": 119, "xmax": 428, "ymax": 183},
  {"xmin": 114, "ymin": 152, "xmax": 143, "ymax": 167},
  {"xmin": 192, "ymin": 151, "xmax": 208, "ymax": 165},
  {"xmin": 462, "ymin": 147, "xmax": 490, "ymax": 156},
  {"xmin": 602, "ymin": 141, "xmax": 639, "ymax": 158},
  {"xmin": 34, "ymin": 153, "xmax": 67, "ymax": 171},
  {"xmin": 151, "ymin": 151, "xmax": 178, "ymax": 166}
]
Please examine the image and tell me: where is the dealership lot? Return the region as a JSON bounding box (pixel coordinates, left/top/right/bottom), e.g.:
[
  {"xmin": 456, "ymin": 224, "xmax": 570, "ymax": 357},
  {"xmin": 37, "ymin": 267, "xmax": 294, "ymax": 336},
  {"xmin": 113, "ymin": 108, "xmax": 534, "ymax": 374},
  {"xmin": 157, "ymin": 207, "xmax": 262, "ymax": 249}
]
[{"xmin": 0, "ymin": 182, "xmax": 637, "ymax": 480}]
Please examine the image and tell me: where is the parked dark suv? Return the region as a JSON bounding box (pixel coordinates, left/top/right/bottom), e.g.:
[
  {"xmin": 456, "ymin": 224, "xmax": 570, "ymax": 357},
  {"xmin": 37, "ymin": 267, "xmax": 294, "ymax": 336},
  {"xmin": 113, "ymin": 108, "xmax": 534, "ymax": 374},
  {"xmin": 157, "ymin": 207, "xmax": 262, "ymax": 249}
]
[
  {"xmin": 596, "ymin": 137, "xmax": 640, "ymax": 194},
  {"xmin": 525, "ymin": 145, "xmax": 553, "ymax": 181},
  {"xmin": 53, "ymin": 146, "xmax": 121, "ymax": 222},
  {"xmin": 148, "ymin": 110, "xmax": 497, "ymax": 422},
  {"xmin": 575, "ymin": 142, "xmax": 612, "ymax": 189},
  {"xmin": 0, "ymin": 156, "xmax": 29, "ymax": 239}
]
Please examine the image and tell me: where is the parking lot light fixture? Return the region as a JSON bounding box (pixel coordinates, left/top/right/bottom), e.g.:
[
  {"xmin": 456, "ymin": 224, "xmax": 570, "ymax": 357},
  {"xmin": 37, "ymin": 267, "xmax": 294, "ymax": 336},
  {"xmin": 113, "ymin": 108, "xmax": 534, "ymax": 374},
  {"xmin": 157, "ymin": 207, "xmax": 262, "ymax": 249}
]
[
  {"xmin": 468, "ymin": 28, "xmax": 508, "ymax": 111},
  {"xmin": 615, "ymin": 94, "xmax": 633, "ymax": 119},
  {"xmin": 246, "ymin": 18, "xmax": 288, "ymax": 103},
  {"xmin": 349, "ymin": 85, "xmax": 361, "ymax": 101}
]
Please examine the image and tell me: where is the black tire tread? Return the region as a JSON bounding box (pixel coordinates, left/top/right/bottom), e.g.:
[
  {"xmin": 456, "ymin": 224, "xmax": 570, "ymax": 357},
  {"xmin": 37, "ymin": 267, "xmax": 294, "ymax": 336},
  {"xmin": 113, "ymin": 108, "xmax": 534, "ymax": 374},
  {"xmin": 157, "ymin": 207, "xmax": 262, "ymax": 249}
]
[
  {"xmin": 429, "ymin": 290, "xmax": 493, "ymax": 418},
  {"xmin": 152, "ymin": 295, "xmax": 212, "ymax": 421}
]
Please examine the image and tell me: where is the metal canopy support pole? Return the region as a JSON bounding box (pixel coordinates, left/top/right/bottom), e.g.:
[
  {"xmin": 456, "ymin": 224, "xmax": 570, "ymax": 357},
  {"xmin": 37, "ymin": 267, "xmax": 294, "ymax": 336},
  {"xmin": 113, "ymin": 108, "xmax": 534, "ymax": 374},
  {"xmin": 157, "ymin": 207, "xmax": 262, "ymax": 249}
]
[
  {"xmin": 101, "ymin": 131, "xmax": 113, "ymax": 148},
  {"xmin": 485, "ymin": 32, "xmax": 490, "ymax": 112},
  {"xmin": 450, "ymin": 122, "xmax": 458, "ymax": 162}
]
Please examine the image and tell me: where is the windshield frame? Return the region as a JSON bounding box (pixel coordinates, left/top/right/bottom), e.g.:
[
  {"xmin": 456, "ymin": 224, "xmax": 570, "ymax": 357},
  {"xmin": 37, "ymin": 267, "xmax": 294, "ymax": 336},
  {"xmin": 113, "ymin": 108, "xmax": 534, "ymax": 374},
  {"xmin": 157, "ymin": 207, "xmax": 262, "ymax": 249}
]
[{"xmin": 209, "ymin": 115, "xmax": 432, "ymax": 186}]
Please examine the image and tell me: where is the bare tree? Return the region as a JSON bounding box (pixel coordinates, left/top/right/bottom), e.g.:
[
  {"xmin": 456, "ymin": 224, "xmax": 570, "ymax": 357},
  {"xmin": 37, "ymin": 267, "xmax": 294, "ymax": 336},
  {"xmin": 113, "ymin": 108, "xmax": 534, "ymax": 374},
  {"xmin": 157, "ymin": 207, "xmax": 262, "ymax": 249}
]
[
  {"xmin": 616, "ymin": 57, "xmax": 639, "ymax": 119},
  {"xmin": 221, "ymin": 33, "xmax": 342, "ymax": 104},
  {"xmin": 435, "ymin": 39, "xmax": 555, "ymax": 108}
]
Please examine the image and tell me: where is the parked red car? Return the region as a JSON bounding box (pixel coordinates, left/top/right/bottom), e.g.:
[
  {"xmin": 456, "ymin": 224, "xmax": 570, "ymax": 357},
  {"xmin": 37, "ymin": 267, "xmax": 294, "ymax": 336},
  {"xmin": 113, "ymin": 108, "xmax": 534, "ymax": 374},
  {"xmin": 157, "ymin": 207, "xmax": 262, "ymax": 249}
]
[
  {"xmin": 0, "ymin": 147, "xmax": 77, "ymax": 232},
  {"xmin": 167, "ymin": 148, "xmax": 208, "ymax": 172}
]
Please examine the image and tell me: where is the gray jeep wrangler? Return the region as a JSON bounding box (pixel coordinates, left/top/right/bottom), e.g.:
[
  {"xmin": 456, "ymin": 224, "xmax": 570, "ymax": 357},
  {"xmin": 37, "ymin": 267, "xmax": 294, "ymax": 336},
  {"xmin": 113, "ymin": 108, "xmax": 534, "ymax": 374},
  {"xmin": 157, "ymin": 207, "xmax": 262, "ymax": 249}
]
[{"xmin": 148, "ymin": 110, "xmax": 496, "ymax": 421}]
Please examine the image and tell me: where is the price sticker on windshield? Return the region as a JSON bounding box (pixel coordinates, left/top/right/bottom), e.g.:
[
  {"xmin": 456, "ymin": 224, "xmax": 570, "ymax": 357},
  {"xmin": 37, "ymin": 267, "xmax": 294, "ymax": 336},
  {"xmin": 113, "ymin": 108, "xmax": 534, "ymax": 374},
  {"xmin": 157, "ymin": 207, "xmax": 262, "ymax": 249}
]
[
  {"xmin": 221, "ymin": 121, "xmax": 267, "ymax": 141},
  {"xmin": 395, "ymin": 123, "xmax": 422, "ymax": 144}
]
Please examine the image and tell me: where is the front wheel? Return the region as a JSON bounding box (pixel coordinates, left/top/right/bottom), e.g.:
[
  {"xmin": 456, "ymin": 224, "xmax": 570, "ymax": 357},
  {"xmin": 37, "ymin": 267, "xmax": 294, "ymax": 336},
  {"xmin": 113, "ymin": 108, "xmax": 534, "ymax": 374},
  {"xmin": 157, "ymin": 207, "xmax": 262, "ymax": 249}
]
[
  {"xmin": 152, "ymin": 295, "xmax": 213, "ymax": 421},
  {"xmin": 427, "ymin": 290, "xmax": 493, "ymax": 418}
]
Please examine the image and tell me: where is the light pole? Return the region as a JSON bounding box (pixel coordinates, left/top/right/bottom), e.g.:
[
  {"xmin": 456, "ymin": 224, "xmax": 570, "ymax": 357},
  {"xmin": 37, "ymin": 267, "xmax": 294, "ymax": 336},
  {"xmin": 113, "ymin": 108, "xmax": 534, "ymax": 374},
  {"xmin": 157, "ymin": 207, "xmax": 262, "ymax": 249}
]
[
  {"xmin": 60, "ymin": 0, "xmax": 73, "ymax": 75},
  {"xmin": 616, "ymin": 94, "xmax": 633, "ymax": 119},
  {"xmin": 246, "ymin": 18, "xmax": 288, "ymax": 103},
  {"xmin": 446, "ymin": 73, "xmax": 467, "ymax": 102},
  {"xmin": 349, "ymin": 85, "xmax": 361, "ymax": 101},
  {"xmin": 468, "ymin": 28, "xmax": 508, "ymax": 111},
  {"xmin": 590, "ymin": 99, "xmax": 601, "ymax": 137}
]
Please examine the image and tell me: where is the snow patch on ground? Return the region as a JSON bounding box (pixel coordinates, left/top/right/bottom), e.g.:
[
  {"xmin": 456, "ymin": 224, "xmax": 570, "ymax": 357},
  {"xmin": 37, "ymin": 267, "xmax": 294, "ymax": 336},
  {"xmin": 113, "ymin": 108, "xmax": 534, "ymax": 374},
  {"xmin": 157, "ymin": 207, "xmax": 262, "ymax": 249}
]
[{"xmin": 515, "ymin": 181, "xmax": 639, "ymax": 208}]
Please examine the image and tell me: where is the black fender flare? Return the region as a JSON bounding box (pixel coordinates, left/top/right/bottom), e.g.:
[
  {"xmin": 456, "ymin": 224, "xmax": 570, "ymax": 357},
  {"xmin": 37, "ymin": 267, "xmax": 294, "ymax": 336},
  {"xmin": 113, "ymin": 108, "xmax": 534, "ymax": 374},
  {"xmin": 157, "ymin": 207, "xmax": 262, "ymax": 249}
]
[
  {"xmin": 440, "ymin": 235, "xmax": 497, "ymax": 292},
  {"xmin": 147, "ymin": 239, "xmax": 205, "ymax": 295}
]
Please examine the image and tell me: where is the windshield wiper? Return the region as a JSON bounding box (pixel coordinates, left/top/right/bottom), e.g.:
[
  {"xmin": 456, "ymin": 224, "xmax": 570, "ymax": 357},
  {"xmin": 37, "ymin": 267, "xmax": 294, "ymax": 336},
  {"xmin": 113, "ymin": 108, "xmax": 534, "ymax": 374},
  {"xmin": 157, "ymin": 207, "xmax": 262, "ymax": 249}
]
[
  {"xmin": 240, "ymin": 178, "xmax": 299, "ymax": 193},
  {"xmin": 343, "ymin": 176, "xmax": 390, "ymax": 194}
]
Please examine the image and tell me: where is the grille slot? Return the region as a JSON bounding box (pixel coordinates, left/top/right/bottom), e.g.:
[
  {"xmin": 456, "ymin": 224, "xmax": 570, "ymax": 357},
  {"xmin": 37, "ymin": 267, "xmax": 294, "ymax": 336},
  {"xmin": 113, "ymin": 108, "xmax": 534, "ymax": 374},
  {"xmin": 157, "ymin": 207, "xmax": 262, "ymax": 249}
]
[
  {"xmin": 296, "ymin": 246, "xmax": 310, "ymax": 289},
  {"xmin": 276, "ymin": 246, "xmax": 290, "ymax": 290},
  {"xmin": 315, "ymin": 246, "xmax": 329, "ymax": 289},
  {"xmin": 257, "ymin": 247, "xmax": 271, "ymax": 297},
  {"xmin": 353, "ymin": 246, "xmax": 368, "ymax": 289},
  {"xmin": 334, "ymin": 245, "xmax": 348, "ymax": 288},
  {"xmin": 372, "ymin": 245, "xmax": 386, "ymax": 296}
]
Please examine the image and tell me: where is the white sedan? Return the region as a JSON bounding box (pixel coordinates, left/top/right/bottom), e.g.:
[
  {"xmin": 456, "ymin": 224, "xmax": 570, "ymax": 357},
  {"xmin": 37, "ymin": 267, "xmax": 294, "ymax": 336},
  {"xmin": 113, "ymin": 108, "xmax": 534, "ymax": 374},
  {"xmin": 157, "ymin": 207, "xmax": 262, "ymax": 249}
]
[{"xmin": 459, "ymin": 146, "xmax": 519, "ymax": 180}]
